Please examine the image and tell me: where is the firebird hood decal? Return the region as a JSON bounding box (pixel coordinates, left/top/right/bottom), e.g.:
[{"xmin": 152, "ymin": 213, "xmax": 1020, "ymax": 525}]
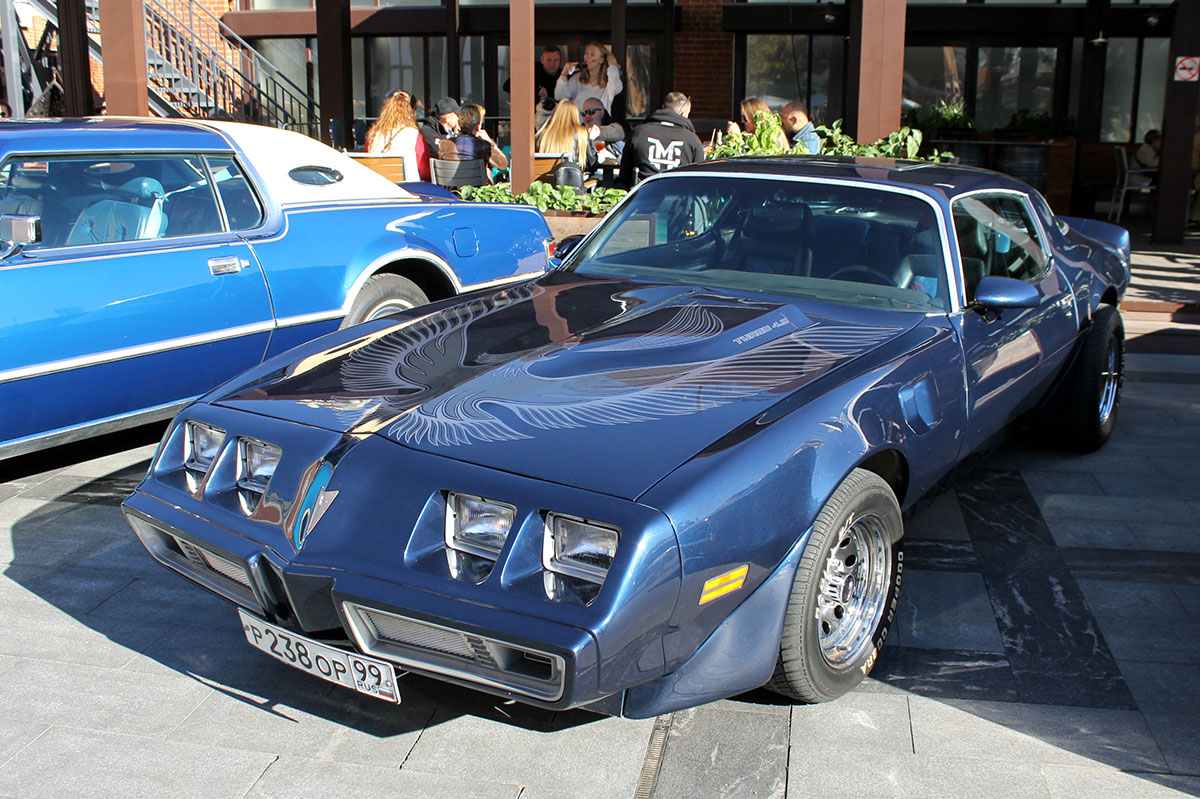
[{"xmin": 216, "ymin": 274, "xmax": 914, "ymax": 497}]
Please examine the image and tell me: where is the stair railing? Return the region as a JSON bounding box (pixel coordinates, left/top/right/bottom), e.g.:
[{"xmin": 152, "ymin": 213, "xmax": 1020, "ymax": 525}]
[{"xmin": 143, "ymin": 0, "xmax": 319, "ymax": 137}]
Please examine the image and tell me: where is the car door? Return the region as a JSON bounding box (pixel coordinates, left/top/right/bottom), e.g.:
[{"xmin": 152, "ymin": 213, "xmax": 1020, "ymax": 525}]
[
  {"xmin": 951, "ymin": 191, "xmax": 1079, "ymax": 453},
  {"xmin": 0, "ymin": 152, "xmax": 273, "ymax": 453}
]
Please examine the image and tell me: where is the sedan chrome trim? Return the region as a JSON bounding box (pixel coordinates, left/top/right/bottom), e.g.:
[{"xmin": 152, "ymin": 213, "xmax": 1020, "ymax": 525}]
[
  {"xmin": 0, "ymin": 399, "xmax": 190, "ymax": 459},
  {"xmin": 0, "ymin": 320, "xmax": 275, "ymax": 385}
]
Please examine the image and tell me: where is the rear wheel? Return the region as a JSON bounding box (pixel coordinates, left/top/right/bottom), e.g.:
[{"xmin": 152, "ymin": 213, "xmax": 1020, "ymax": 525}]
[
  {"xmin": 1055, "ymin": 305, "xmax": 1124, "ymax": 452},
  {"xmin": 341, "ymin": 274, "xmax": 429, "ymax": 328},
  {"xmin": 768, "ymin": 469, "xmax": 904, "ymax": 703}
]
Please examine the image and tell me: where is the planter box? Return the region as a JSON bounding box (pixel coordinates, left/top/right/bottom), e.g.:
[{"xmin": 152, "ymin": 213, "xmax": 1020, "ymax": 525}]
[{"xmin": 543, "ymin": 210, "xmax": 603, "ymax": 240}]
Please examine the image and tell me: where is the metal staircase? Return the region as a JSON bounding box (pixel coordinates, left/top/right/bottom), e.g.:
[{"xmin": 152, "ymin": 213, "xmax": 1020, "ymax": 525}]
[{"xmin": 24, "ymin": 0, "xmax": 319, "ymax": 136}]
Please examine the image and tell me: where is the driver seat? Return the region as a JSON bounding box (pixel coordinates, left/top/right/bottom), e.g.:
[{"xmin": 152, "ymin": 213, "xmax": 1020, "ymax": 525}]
[{"xmin": 727, "ymin": 203, "xmax": 812, "ymax": 276}]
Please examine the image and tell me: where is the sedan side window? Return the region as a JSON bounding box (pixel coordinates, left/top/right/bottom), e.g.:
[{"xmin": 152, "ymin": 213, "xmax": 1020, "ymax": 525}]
[
  {"xmin": 0, "ymin": 154, "xmax": 225, "ymax": 248},
  {"xmin": 952, "ymin": 194, "xmax": 1046, "ymax": 299},
  {"xmin": 205, "ymin": 156, "xmax": 264, "ymax": 231}
]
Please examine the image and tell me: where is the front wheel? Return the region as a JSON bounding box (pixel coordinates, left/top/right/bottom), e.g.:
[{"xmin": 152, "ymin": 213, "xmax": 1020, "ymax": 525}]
[
  {"xmin": 768, "ymin": 468, "xmax": 904, "ymax": 703},
  {"xmin": 340, "ymin": 274, "xmax": 430, "ymax": 329}
]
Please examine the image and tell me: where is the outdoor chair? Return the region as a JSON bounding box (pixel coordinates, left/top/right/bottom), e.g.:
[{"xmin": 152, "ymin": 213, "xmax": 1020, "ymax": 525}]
[
  {"xmin": 1108, "ymin": 146, "xmax": 1157, "ymax": 226},
  {"xmin": 348, "ymin": 153, "xmax": 408, "ymax": 184},
  {"xmin": 429, "ymin": 158, "xmax": 488, "ymax": 189}
]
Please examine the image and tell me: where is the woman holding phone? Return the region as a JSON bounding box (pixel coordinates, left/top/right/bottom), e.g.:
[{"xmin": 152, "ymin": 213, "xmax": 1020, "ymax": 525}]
[{"xmin": 555, "ymin": 41, "xmax": 623, "ymax": 114}]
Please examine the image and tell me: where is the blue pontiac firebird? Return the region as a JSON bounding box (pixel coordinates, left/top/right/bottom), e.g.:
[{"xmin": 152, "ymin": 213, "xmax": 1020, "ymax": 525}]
[
  {"xmin": 0, "ymin": 118, "xmax": 550, "ymax": 459},
  {"xmin": 123, "ymin": 157, "xmax": 1130, "ymax": 717}
]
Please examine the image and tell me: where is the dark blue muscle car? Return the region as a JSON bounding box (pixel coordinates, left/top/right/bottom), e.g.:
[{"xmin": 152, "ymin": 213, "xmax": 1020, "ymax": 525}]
[{"xmin": 123, "ymin": 157, "xmax": 1130, "ymax": 717}]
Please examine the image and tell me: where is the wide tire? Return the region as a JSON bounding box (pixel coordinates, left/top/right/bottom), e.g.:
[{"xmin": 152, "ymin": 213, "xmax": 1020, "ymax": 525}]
[
  {"xmin": 341, "ymin": 274, "xmax": 429, "ymax": 328},
  {"xmin": 1056, "ymin": 305, "xmax": 1124, "ymax": 452},
  {"xmin": 767, "ymin": 468, "xmax": 904, "ymax": 704}
]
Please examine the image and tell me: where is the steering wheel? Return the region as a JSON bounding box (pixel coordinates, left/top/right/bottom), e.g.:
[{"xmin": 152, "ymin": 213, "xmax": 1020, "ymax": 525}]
[{"xmin": 826, "ymin": 265, "xmax": 894, "ymax": 287}]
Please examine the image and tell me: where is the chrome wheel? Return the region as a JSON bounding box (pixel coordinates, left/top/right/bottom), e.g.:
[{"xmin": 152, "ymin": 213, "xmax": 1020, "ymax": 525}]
[
  {"xmin": 815, "ymin": 511, "xmax": 892, "ymax": 670},
  {"xmin": 1097, "ymin": 334, "xmax": 1121, "ymax": 426},
  {"xmin": 364, "ymin": 298, "xmax": 416, "ymax": 321}
]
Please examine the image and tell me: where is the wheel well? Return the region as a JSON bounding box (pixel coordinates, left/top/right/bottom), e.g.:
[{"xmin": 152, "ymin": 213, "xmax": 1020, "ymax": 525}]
[
  {"xmin": 857, "ymin": 449, "xmax": 909, "ymax": 504},
  {"xmin": 1100, "ymin": 286, "xmax": 1119, "ymax": 307},
  {"xmin": 373, "ymin": 259, "xmax": 457, "ymax": 302}
]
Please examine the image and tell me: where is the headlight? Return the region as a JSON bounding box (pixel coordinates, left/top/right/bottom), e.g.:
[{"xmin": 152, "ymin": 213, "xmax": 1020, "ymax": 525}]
[
  {"xmin": 445, "ymin": 492, "xmax": 516, "ymax": 559},
  {"xmin": 185, "ymin": 421, "xmax": 225, "ymax": 472},
  {"xmin": 543, "ymin": 513, "xmax": 619, "ymax": 585},
  {"xmin": 236, "ymin": 437, "xmax": 280, "ymax": 513},
  {"xmin": 184, "ymin": 421, "xmax": 225, "ymax": 492}
]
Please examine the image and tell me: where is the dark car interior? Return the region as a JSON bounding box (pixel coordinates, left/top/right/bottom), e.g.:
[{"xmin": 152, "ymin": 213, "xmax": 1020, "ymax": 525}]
[
  {"xmin": 569, "ymin": 176, "xmax": 950, "ymax": 312},
  {"xmin": 0, "ymin": 154, "xmax": 262, "ymax": 248}
]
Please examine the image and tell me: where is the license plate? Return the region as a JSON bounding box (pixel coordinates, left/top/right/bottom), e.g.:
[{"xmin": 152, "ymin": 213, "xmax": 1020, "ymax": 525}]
[{"xmin": 238, "ymin": 609, "xmax": 399, "ymax": 703}]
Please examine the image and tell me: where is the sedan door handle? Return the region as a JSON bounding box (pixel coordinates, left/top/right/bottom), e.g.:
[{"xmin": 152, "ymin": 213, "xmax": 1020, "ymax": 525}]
[{"xmin": 208, "ymin": 255, "xmax": 245, "ymax": 275}]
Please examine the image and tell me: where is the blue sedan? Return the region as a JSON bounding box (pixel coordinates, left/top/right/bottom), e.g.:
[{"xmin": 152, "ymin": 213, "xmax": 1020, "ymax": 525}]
[
  {"xmin": 0, "ymin": 118, "xmax": 550, "ymax": 459},
  {"xmin": 123, "ymin": 157, "xmax": 1129, "ymax": 716}
]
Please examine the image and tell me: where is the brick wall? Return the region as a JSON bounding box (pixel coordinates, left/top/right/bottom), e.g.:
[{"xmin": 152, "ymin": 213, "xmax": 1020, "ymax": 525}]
[{"xmin": 674, "ymin": 0, "xmax": 734, "ymax": 121}]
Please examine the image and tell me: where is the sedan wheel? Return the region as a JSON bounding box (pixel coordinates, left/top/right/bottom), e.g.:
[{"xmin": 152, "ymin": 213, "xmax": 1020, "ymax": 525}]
[
  {"xmin": 341, "ymin": 274, "xmax": 430, "ymax": 328},
  {"xmin": 768, "ymin": 468, "xmax": 903, "ymax": 703}
]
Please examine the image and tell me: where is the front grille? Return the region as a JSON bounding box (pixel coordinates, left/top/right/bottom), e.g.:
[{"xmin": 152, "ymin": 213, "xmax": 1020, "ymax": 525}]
[
  {"xmin": 361, "ymin": 610, "xmax": 477, "ymax": 660},
  {"xmin": 343, "ymin": 603, "xmax": 565, "ymax": 702},
  {"xmin": 176, "ymin": 537, "xmax": 252, "ymax": 589}
]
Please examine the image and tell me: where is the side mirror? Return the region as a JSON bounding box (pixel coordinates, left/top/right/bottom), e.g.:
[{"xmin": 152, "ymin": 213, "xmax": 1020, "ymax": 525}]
[
  {"xmin": 0, "ymin": 214, "xmax": 41, "ymax": 258},
  {"xmin": 551, "ymin": 233, "xmax": 585, "ymax": 262},
  {"xmin": 971, "ymin": 275, "xmax": 1039, "ymax": 310}
]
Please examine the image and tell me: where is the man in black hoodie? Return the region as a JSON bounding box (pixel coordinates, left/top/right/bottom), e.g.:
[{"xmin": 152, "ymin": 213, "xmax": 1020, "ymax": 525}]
[{"xmin": 620, "ymin": 92, "xmax": 705, "ymax": 187}]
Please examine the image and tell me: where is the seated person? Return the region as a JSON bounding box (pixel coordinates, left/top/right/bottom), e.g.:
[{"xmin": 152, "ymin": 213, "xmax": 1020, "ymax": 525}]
[
  {"xmin": 581, "ymin": 97, "xmax": 626, "ymax": 164},
  {"xmin": 453, "ymin": 103, "xmax": 509, "ymax": 178}
]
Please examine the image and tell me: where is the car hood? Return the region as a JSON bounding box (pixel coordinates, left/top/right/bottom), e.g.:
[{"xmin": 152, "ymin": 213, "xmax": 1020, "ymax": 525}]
[{"xmin": 214, "ymin": 272, "xmax": 918, "ymax": 499}]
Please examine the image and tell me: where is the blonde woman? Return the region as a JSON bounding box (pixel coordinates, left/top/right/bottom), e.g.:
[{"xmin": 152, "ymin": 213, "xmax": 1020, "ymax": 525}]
[
  {"xmin": 366, "ymin": 89, "xmax": 421, "ymax": 182},
  {"xmin": 555, "ymin": 41, "xmax": 623, "ymax": 114},
  {"xmin": 536, "ymin": 99, "xmax": 596, "ymax": 170},
  {"xmin": 727, "ymin": 97, "xmax": 789, "ymax": 150}
]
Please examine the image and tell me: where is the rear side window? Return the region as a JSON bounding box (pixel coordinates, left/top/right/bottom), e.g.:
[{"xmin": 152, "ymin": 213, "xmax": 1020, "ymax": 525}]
[{"xmin": 205, "ymin": 156, "xmax": 264, "ymax": 231}]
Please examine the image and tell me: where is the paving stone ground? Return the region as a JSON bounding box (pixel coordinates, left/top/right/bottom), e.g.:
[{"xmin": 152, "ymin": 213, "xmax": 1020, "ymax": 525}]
[{"xmin": 0, "ymin": 233, "xmax": 1197, "ymax": 798}]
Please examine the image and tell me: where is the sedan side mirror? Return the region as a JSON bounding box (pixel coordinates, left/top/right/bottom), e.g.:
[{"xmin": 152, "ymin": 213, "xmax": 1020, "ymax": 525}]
[
  {"xmin": 0, "ymin": 214, "xmax": 42, "ymax": 258},
  {"xmin": 551, "ymin": 234, "xmax": 585, "ymax": 263},
  {"xmin": 971, "ymin": 275, "xmax": 1039, "ymax": 311}
]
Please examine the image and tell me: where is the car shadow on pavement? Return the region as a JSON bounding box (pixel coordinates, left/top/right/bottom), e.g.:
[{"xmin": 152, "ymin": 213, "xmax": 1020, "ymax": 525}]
[{"xmin": 2, "ymin": 440, "xmax": 602, "ymax": 743}]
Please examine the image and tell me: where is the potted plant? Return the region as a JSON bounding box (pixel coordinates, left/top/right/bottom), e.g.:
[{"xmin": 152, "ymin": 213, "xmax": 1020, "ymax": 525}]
[{"xmin": 457, "ymin": 182, "xmax": 628, "ymax": 239}]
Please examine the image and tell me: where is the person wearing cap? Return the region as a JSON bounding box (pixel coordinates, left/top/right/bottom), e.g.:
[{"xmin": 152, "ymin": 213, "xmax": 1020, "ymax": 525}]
[{"xmin": 419, "ymin": 97, "xmax": 461, "ymax": 151}]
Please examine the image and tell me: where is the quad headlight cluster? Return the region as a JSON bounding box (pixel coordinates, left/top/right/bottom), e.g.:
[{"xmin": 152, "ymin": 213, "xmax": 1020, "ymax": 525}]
[
  {"xmin": 443, "ymin": 492, "xmax": 620, "ymax": 602},
  {"xmin": 180, "ymin": 420, "xmax": 280, "ymax": 514}
]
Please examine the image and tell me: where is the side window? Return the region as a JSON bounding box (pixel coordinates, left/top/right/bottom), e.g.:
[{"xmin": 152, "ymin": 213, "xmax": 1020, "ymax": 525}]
[
  {"xmin": 952, "ymin": 194, "xmax": 1046, "ymax": 299},
  {"xmin": 0, "ymin": 154, "xmax": 225, "ymax": 248},
  {"xmin": 205, "ymin": 156, "xmax": 264, "ymax": 231}
]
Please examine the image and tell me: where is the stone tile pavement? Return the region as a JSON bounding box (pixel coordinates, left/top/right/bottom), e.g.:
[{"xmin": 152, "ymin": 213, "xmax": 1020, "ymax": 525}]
[{"xmin": 0, "ymin": 233, "xmax": 1197, "ymax": 798}]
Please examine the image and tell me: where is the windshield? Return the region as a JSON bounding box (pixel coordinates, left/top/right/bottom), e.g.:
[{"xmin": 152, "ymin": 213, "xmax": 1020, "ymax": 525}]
[{"xmin": 562, "ymin": 175, "xmax": 949, "ymax": 312}]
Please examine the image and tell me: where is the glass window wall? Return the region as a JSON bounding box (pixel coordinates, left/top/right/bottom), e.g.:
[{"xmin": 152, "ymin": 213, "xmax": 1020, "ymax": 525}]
[
  {"xmin": 745, "ymin": 34, "xmax": 843, "ymax": 126},
  {"xmin": 975, "ymin": 46, "xmax": 1056, "ymax": 130}
]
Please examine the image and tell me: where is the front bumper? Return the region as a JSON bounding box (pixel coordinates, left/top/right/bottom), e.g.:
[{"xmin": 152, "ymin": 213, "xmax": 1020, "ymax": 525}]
[{"xmin": 124, "ymin": 491, "xmax": 615, "ymax": 713}]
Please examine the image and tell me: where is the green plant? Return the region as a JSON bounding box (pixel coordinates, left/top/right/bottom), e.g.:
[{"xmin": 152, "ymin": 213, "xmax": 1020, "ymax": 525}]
[
  {"xmin": 457, "ymin": 181, "xmax": 627, "ymax": 214},
  {"xmin": 815, "ymin": 120, "xmax": 954, "ymax": 163},
  {"xmin": 706, "ymin": 110, "xmax": 799, "ymax": 158}
]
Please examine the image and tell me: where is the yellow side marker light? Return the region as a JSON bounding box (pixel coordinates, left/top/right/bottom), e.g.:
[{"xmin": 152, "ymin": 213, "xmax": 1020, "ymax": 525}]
[{"xmin": 699, "ymin": 564, "xmax": 749, "ymax": 605}]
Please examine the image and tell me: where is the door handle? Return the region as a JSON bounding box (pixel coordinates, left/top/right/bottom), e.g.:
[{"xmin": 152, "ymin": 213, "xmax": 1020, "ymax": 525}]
[{"xmin": 208, "ymin": 255, "xmax": 245, "ymax": 275}]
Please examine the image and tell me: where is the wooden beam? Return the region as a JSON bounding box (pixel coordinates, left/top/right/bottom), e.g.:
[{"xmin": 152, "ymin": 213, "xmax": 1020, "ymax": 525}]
[
  {"xmin": 58, "ymin": 0, "xmax": 94, "ymax": 116},
  {"xmin": 510, "ymin": 0, "xmax": 535, "ymax": 193},
  {"xmin": 1152, "ymin": 0, "xmax": 1199, "ymax": 243},
  {"xmin": 847, "ymin": 0, "xmax": 906, "ymax": 143},
  {"xmin": 98, "ymin": 0, "xmax": 148, "ymax": 117},
  {"xmin": 315, "ymin": 0, "xmax": 353, "ymax": 148}
]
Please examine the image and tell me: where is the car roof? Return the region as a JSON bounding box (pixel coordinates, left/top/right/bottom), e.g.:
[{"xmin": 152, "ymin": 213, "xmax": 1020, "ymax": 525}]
[
  {"xmin": 0, "ymin": 116, "xmax": 233, "ymax": 156},
  {"xmin": 669, "ymin": 155, "xmax": 1034, "ymax": 201},
  {"xmin": 0, "ymin": 116, "xmax": 414, "ymax": 205}
]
